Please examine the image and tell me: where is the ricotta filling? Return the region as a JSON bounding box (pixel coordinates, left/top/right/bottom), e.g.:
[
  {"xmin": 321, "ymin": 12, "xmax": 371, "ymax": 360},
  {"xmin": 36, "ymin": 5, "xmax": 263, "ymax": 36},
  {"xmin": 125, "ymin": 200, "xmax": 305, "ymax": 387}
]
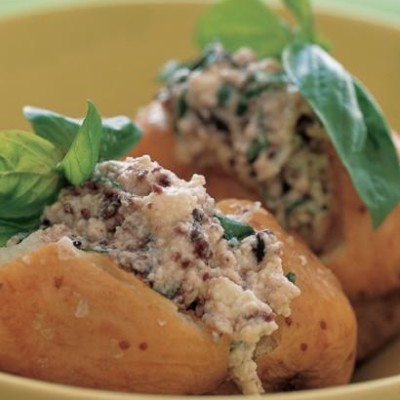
[
  {"xmin": 159, "ymin": 43, "xmax": 333, "ymax": 252},
  {"xmin": 17, "ymin": 156, "xmax": 300, "ymax": 394}
]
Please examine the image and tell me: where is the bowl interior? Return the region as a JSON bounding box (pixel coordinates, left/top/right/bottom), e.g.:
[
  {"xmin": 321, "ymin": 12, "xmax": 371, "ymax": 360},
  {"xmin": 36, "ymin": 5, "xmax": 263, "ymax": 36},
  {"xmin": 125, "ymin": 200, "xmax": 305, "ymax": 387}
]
[
  {"xmin": 0, "ymin": 1, "xmax": 399, "ymax": 131},
  {"xmin": 0, "ymin": 1, "xmax": 399, "ymax": 399}
]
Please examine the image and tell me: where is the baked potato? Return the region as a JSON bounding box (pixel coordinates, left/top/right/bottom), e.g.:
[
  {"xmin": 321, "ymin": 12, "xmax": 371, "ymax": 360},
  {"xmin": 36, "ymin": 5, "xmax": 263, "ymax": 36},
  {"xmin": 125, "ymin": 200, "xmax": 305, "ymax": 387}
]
[
  {"xmin": 0, "ymin": 156, "xmax": 356, "ymax": 395},
  {"xmin": 134, "ymin": 95, "xmax": 400, "ymax": 361}
]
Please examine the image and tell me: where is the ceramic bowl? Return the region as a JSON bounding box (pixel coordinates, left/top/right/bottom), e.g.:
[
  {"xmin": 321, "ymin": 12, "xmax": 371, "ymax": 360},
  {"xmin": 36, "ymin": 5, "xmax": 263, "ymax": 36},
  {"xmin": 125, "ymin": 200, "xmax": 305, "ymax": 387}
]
[{"xmin": 0, "ymin": 1, "xmax": 399, "ymax": 399}]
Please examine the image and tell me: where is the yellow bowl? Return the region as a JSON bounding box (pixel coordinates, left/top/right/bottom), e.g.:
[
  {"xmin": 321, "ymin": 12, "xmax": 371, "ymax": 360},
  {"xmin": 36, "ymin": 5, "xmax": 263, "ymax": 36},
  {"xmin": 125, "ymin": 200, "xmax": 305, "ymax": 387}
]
[{"xmin": 0, "ymin": 1, "xmax": 399, "ymax": 399}]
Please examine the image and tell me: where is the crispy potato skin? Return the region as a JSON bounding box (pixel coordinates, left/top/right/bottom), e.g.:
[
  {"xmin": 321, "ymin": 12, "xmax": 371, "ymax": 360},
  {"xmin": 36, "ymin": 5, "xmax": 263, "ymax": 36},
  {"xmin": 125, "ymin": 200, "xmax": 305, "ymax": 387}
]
[
  {"xmin": 217, "ymin": 200, "xmax": 356, "ymax": 392},
  {"xmin": 133, "ymin": 102, "xmax": 400, "ymax": 361},
  {"xmin": 0, "ymin": 244, "xmax": 230, "ymax": 394},
  {"xmin": 354, "ymin": 289, "xmax": 400, "ymax": 361},
  {"xmin": 322, "ymin": 148, "xmax": 400, "ymax": 300},
  {"xmin": 0, "ymin": 204, "xmax": 356, "ymax": 394}
]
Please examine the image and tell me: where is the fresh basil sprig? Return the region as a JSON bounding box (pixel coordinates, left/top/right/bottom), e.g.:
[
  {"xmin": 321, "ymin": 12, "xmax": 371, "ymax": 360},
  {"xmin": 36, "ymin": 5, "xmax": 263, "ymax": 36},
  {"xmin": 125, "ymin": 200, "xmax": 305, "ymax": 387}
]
[
  {"xmin": 282, "ymin": 44, "xmax": 367, "ymax": 152},
  {"xmin": 196, "ymin": 0, "xmax": 290, "ymax": 58},
  {"xmin": 196, "ymin": 0, "xmax": 400, "ymax": 227},
  {"xmin": 0, "ymin": 101, "xmax": 142, "ymax": 246},
  {"xmin": 24, "ymin": 105, "xmax": 142, "ymax": 161},
  {"xmin": 353, "ymin": 78, "xmax": 400, "ymax": 227},
  {"xmin": 283, "ymin": 0, "xmax": 314, "ymax": 42},
  {"xmin": 0, "ymin": 218, "xmax": 40, "ymax": 247},
  {"xmin": 0, "ymin": 130, "xmax": 63, "ymax": 221},
  {"xmin": 283, "ymin": 43, "xmax": 400, "ymax": 227},
  {"xmin": 58, "ymin": 101, "xmax": 102, "ymax": 185}
]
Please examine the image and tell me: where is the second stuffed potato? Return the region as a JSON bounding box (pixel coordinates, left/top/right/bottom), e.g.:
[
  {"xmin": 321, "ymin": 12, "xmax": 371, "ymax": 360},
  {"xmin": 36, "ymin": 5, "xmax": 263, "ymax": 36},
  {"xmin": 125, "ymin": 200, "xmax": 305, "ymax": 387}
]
[{"xmin": 133, "ymin": 43, "xmax": 400, "ymax": 359}]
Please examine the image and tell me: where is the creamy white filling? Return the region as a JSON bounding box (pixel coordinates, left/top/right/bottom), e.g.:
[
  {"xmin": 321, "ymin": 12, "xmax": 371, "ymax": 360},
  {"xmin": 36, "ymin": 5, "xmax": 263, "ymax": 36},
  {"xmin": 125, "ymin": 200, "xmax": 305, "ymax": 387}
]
[{"xmin": 161, "ymin": 44, "xmax": 333, "ymax": 252}]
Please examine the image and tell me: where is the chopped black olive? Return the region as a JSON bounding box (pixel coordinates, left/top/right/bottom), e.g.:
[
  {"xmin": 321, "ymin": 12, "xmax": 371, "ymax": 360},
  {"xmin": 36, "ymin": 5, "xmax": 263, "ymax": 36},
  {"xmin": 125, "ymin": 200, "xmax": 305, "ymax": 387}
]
[
  {"xmin": 187, "ymin": 300, "xmax": 199, "ymax": 311},
  {"xmin": 196, "ymin": 111, "xmax": 230, "ymax": 134},
  {"xmin": 252, "ymin": 233, "xmax": 266, "ymax": 263},
  {"xmin": 72, "ymin": 240, "xmax": 82, "ymax": 248},
  {"xmin": 209, "ymin": 114, "xmax": 230, "ymax": 134},
  {"xmin": 295, "ymin": 114, "xmax": 315, "ymax": 142},
  {"xmin": 282, "ymin": 180, "xmax": 291, "ymax": 194},
  {"xmin": 192, "ymin": 208, "xmax": 204, "ymax": 224},
  {"xmin": 157, "ymin": 173, "xmax": 171, "ymax": 187},
  {"xmin": 101, "ymin": 191, "xmax": 121, "ymax": 220}
]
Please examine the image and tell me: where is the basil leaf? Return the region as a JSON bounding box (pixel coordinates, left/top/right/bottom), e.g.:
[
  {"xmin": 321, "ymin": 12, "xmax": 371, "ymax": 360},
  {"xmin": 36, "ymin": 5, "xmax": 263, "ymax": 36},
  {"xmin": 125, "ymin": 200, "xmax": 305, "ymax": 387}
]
[
  {"xmin": 283, "ymin": 43, "xmax": 366, "ymax": 153},
  {"xmin": 0, "ymin": 217, "xmax": 40, "ymax": 247},
  {"xmin": 195, "ymin": 0, "xmax": 290, "ymax": 57},
  {"xmin": 24, "ymin": 106, "xmax": 142, "ymax": 161},
  {"xmin": 0, "ymin": 130, "xmax": 62, "ymax": 220},
  {"xmin": 59, "ymin": 101, "xmax": 102, "ymax": 185},
  {"xmin": 282, "ymin": 0, "xmax": 314, "ymax": 42},
  {"xmin": 283, "ymin": 43, "xmax": 400, "ymax": 226},
  {"xmin": 99, "ymin": 116, "xmax": 142, "ymax": 161},
  {"xmin": 352, "ymin": 79, "xmax": 400, "ymax": 227},
  {"xmin": 215, "ymin": 214, "xmax": 255, "ymax": 241},
  {"xmin": 23, "ymin": 106, "xmax": 80, "ymax": 155}
]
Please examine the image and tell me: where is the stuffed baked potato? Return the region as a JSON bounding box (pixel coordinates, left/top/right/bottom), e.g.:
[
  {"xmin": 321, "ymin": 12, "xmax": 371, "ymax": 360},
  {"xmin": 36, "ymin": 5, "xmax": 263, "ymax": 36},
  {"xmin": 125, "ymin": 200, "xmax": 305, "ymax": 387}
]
[{"xmin": 0, "ymin": 156, "xmax": 356, "ymax": 395}]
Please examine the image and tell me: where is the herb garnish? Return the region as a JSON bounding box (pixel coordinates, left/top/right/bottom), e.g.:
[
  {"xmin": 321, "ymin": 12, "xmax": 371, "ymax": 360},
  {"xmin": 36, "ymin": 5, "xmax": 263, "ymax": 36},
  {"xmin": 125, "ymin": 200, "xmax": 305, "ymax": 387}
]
[
  {"xmin": 285, "ymin": 272, "xmax": 297, "ymax": 284},
  {"xmin": 215, "ymin": 213, "xmax": 255, "ymax": 241},
  {"xmin": 24, "ymin": 105, "xmax": 142, "ymax": 162},
  {"xmin": 0, "ymin": 101, "xmax": 141, "ymax": 246},
  {"xmin": 196, "ymin": 0, "xmax": 400, "ymax": 227}
]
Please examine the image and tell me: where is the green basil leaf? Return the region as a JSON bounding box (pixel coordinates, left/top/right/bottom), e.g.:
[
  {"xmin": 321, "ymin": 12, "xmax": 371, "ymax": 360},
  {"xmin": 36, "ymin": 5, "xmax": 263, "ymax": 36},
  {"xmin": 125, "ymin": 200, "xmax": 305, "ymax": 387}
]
[
  {"xmin": 352, "ymin": 78, "xmax": 400, "ymax": 227},
  {"xmin": 282, "ymin": 0, "xmax": 314, "ymax": 42},
  {"xmin": 59, "ymin": 101, "xmax": 102, "ymax": 185},
  {"xmin": 283, "ymin": 43, "xmax": 400, "ymax": 227},
  {"xmin": 195, "ymin": 0, "xmax": 290, "ymax": 57},
  {"xmin": 23, "ymin": 106, "xmax": 80, "ymax": 155},
  {"xmin": 0, "ymin": 130, "xmax": 62, "ymax": 220},
  {"xmin": 215, "ymin": 214, "xmax": 255, "ymax": 241},
  {"xmin": 24, "ymin": 106, "xmax": 142, "ymax": 161},
  {"xmin": 0, "ymin": 217, "xmax": 40, "ymax": 247},
  {"xmin": 99, "ymin": 116, "xmax": 142, "ymax": 161},
  {"xmin": 283, "ymin": 43, "xmax": 367, "ymax": 153}
]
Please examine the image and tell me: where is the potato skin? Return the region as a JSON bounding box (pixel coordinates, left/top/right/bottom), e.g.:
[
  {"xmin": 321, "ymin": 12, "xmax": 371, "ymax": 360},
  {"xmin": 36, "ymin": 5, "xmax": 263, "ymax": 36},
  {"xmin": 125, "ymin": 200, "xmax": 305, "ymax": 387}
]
[
  {"xmin": 217, "ymin": 200, "xmax": 356, "ymax": 392},
  {"xmin": 0, "ymin": 204, "xmax": 356, "ymax": 394},
  {"xmin": 321, "ymin": 147, "xmax": 400, "ymax": 300},
  {"xmin": 353, "ymin": 289, "xmax": 400, "ymax": 361},
  {"xmin": 0, "ymin": 242, "xmax": 230, "ymax": 394}
]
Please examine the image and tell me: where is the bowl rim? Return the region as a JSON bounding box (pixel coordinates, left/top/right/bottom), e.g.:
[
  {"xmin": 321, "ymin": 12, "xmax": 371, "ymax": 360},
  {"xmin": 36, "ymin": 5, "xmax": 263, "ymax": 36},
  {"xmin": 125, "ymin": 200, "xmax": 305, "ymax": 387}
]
[
  {"xmin": 0, "ymin": 0, "xmax": 398, "ymax": 398},
  {"xmin": 0, "ymin": 0, "xmax": 399, "ymax": 32},
  {"xmin": 0, "ymin": 370, "xmax": 398, "ymax": 399}
]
